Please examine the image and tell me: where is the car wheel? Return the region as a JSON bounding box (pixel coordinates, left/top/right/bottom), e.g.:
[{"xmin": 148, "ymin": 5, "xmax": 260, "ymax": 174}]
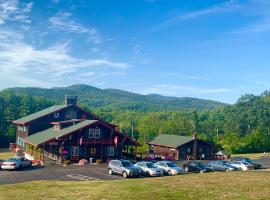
[
  {"xmin": 108, "ymin": 168, "xmax": 113, "ymax": 175},
  {"xmin": 167, "ymin": 170, "xmax": 172, "ymax": 176},
  {"xmin": 184, "ymin": 167, "xmax": 189, "ymax": 172},
  {"xmin": 122, "ymin": 171, "xmax": 128, "ymax": 178},
  {"xmin": 146, "ymin": 171, "xmax": 151, "ymax": 177},
  {"xmin": 200, "ymin": 169, "xmax": 204, "ymax": 173}
]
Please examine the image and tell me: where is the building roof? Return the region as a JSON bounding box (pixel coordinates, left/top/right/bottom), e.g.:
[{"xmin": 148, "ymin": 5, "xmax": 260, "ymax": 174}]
[
  {"xmin": 13, "ymin": 105, "xmax": 68, "ymax": 124},
  {"xmin": 216, "ymin": 150, "xmax": 229, "ymax": 156},
  {"xmin": 23, "ymin": 120, "xmax": 98, "ymax": 146},
  {"xmin": 148, "ymin": 134, "xmax": 194, "ymax": 148}
]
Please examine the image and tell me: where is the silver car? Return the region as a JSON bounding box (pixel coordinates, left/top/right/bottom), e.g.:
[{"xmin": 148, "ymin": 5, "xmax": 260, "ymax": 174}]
[
  {"xmin": 134, "ymin": 161, "xmax": 163, "ymax": 177},
  {"xmin": 108, "ymin": 160, "xmax": 141, "ymax": 178},
  {"xmin": 1, "ymin": 157, "xmax": 32, "ymax": 170},
  {"xmin": 155, "ymin": 161, "xmax": 184, "ymax": 175}
]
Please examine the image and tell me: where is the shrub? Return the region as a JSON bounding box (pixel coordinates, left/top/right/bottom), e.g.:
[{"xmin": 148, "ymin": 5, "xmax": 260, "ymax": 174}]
[
  {"xmin": 63, "ymin": 160, "xmax": 71, "ymax": 166},
  {"xmin": 96, "ymin": 159, "xmax": 103, "ymax": 164},
  {"xmin": 145, "ymin": 156, "xmax": 152, "ymax": 161}
]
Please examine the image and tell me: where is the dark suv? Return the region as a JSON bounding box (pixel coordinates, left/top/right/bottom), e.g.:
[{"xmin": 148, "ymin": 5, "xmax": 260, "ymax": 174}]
[
  {"xmin": 183, "ymin": 161, "xmax": 213, "ymax": 173},
  {"xmin": 108, "ymin": 160, "xmax": 141, "ymax": 178}
]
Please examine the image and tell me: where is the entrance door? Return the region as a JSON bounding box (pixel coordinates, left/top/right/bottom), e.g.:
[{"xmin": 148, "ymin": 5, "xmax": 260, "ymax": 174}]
[{"xmin": 71, "ymin": 146, "xmax": 80, "ymax": 161}]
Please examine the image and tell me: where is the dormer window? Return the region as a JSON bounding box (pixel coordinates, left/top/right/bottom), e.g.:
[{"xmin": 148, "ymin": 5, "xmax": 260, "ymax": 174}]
[{"xmin": 88, "ymin": 128, "xmax": 100, "ymax": 138}]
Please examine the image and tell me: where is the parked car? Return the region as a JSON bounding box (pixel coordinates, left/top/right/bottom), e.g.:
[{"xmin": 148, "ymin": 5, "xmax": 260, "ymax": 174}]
[
  {"xmin": 0, "ymin": 159, "xmax": 4, "ymax": 169},
  {"xmin": 108, "ymin": 160, "xmax": 141, "ymax": 178},
  {"xmin": 1, "ymin": 157, "xmax": 32, "ymax": 170},
  {"xmin": 231, "ymin": 157, "xmax": 261, "ymax": 169},
  {"xmin": 155, "ymin": 161, "xmax": 184, "ymax": 175},
  {"xmin": 183, "ymin": 161, "xmax": 213, "ymax": 173},
  {"xmin": 229, "ymin": 161, "xmax": 254, "ymax": 171},
  {"xmin": 134, "ymin": 161, "xmax": 163, "ymax": 176},
  {"xmin": 208, "ymin": 161, "xmax": 238, "ymax": 172}
]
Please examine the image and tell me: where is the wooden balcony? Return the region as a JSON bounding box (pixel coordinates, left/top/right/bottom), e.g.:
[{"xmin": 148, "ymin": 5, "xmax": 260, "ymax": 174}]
[{"xmin": 79, "ymin": 138, "xmax": 113, "ymax": 145}]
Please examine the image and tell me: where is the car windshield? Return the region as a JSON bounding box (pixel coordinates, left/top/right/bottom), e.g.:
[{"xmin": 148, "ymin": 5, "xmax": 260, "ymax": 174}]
[
  {"xmin": 166, "ymin": 162, "xmax": 178, "ymax": 167},
  {"xmin": 146, "ymin": 162, "xmax": 156, "ymax": 168},
  {"xmin": 242, "ymin": 162, "xmax": 250, "ymax": 165},
  {"xmin": 121, "ymin": 161, "xmax": 133, "ymax": 167},
  {"xmin": 245, "ymin": 158, "xmax": 254, "ymax": 163},
  {"xmin": 8, "ymin": 158, "xmax": 18, "ymax": 162}
]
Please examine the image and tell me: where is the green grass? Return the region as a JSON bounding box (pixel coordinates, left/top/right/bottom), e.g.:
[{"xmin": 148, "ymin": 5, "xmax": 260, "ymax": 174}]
[
  {"xmin": 232, "ymin": 152, "xmax": 270, "ymax": 159},
  {"xmin": 0, "ymin": 148, "xmax": 14, "ymax": 160},
  {"xmin": 0, "ymin": 172, "xmax": 270, "ymax": 200}
]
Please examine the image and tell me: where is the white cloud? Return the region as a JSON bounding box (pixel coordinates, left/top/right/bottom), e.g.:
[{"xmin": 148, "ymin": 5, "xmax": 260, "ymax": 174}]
[
  {"xmin": 229, "ymin": 1, "xmax": 270, "ymax": 34},
  {"xmin": 152, "ymin": 0, "xmax": 240, "ymax": 32},
  {"xmin": 140, "ymin": 84, "xmax": 231, "ymax": 96},
  {"xmin": 49, "ymin": 12, "xmax": 101, "ymax": 44},
  {"xmin": 0, "ymin": 29, "xmax": 130, "ymax": 87},
  {"xmin": 0, "ymin": 0, "xmax": 33, "ymax": 25}
]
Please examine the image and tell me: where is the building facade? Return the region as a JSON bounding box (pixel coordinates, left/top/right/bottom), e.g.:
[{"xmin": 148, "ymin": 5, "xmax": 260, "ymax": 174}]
[
  {"xmin": 12, "ymin": 96, "xmax": 138, "ymax": 162},
  {"xmin": 148, "ymin": 134, "xmax": 214, "ymax": 160}
]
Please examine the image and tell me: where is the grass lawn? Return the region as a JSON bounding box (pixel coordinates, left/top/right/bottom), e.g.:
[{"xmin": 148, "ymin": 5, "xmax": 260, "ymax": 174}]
[
  {"xmin": 232, "ymin": 152, "xmax": 269, "ymax": 159},
  {"xmin": 0, "ymin": 172, "xmax": 270, "ymax": 200},
  {"xmin": 0, "ymin": 148, "xmax": 14, "ymax": 160}
]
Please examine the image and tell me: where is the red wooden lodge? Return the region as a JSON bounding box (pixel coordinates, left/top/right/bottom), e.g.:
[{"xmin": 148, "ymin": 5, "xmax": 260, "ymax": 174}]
[
  {"xmin": 148, "ymin": 134, "xmax": 214, "ymax": 160},
  {"xmin": 12, "ymin": 95, "xmax": 138, "ymax": 163}
]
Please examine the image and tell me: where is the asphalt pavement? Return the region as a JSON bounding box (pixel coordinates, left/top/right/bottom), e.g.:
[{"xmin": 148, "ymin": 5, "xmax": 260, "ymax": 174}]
[{"xmin": 0, "ymin": 157, "xmax": 269, "ymax": 185}]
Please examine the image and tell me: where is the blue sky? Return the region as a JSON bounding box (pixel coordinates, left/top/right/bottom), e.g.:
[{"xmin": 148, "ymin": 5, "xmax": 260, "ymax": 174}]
[{"xmin": 0, "ymin": 0, "xmax": 270, "ymax": 103}]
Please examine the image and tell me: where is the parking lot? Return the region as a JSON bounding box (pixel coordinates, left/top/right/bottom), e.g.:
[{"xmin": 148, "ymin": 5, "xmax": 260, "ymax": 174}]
[
  {"xmin": 0, "ymin": 163, "xmax": 122, "ymax": 185},
  {"xmin": 0, "ymin": 157, "xmax": 269, "ymax": 185}
]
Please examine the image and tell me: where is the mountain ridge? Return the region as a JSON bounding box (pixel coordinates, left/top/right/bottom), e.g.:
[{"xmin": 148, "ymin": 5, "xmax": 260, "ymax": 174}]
[{"xmin": 2, "ymin": 84, "xmax": 227, "ymax": 111}]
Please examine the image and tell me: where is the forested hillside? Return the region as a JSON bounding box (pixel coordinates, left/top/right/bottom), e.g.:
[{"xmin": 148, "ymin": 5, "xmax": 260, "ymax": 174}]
[
  {"xmin": 3, "ymin": 84, "xmax": 226, "ymax": 111},
  {"xmin": 0, "ymin": 88, "xmax": 270, "ymax": 154},
  {"xmin": 0, "ymin": 92, "xmax": 54, "ymax": 147}
]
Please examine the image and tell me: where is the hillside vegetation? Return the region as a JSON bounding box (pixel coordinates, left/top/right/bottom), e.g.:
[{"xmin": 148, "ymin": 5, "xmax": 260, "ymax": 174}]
[
  {"xmin": 1, "ymin": 86, "xmax": 270, "ymax": 154},
  {"xmin": 3, "ymin": 84, "xmax": 226, "ymax": 111}
]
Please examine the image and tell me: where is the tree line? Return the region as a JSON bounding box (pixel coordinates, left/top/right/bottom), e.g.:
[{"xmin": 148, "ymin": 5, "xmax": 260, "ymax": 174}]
[{"xmin": 1, "ymin": 90, "xmax": 270, "ymax": 154}]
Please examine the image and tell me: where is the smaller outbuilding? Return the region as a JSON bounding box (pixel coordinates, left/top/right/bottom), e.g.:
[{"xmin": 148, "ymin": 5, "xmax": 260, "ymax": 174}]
[
  {"xmin": 215, "ymin": 150, "xmax": 230, "ymax": 160},
  {"xmin": 147, "ymin": 134, "xmax": 214, "ymax": 160}
]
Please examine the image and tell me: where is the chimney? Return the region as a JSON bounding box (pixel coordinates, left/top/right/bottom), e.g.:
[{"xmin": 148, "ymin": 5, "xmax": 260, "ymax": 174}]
[
  {"xmin": 65, "ymin": 95, "xmax": 78, "ymax": 106},
  {"xmin": 192, "ymin": 133, "xmax": 197, "ymax": 139}
]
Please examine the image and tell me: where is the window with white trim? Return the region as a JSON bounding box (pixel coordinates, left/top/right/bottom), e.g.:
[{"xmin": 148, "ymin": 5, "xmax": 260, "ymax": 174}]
[
  {"xmin": 107, "ymin": 146, "xmax": 115, "ymax": 156},
  {"xmin": 88, "ymin": 128, "xmax": 100, "ymax": 138},
  {"xmin": 95, "ymin": 128, "xmax": 100, "ymax": 138},
  {"xmin": 71, "ymin": 146, "xmax": 80, "ymax": 156}
]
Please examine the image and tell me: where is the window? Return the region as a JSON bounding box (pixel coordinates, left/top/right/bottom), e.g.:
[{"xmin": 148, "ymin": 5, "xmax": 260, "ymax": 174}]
[
  {"xmin": 23, "ymin": 126, "xmax": 27, "ymax": 132},
  {"xmin": 88, "ymin": 129, "xmax": 95, "ymax": 138},
  {"xmin": 107, "ymin": 146, "xmax": 115, "ymax": 156},
  {"xmin": 95, "ymin": 129, "xmax": 100, "ymax": 138},
  {"xmin": 71, "ymin": 146, "xmax": 80, "ymax": 156},
  {"xmin": 111, "ymin": 160, "xmax": 120, "ymax": 166},
  {"xmin": 88, "ymin": 128, "xmax": 100, "ymax": 138}
]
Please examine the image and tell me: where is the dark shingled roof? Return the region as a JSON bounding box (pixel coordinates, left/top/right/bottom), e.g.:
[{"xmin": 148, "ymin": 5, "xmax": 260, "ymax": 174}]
[
  {"xmin": 148, "ymin": 134, "xmax": 194, "ymax": 148},
  {"xmin": 13, "ymin": 105, "xmax": 68, "ymax": 124},
  {"xmin": 23, "ymin": 120, "xmax": 98, "ymax": 146}
]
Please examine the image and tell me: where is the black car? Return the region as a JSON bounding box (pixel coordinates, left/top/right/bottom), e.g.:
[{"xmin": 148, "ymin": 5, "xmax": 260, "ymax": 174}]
[
  {"xmin": 183, "ymin": 162, "xmax": 214, "ymax": 173},
  {"xmin": 231, "ymin": 157, "xmax": 262, "ymax": 169}
]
